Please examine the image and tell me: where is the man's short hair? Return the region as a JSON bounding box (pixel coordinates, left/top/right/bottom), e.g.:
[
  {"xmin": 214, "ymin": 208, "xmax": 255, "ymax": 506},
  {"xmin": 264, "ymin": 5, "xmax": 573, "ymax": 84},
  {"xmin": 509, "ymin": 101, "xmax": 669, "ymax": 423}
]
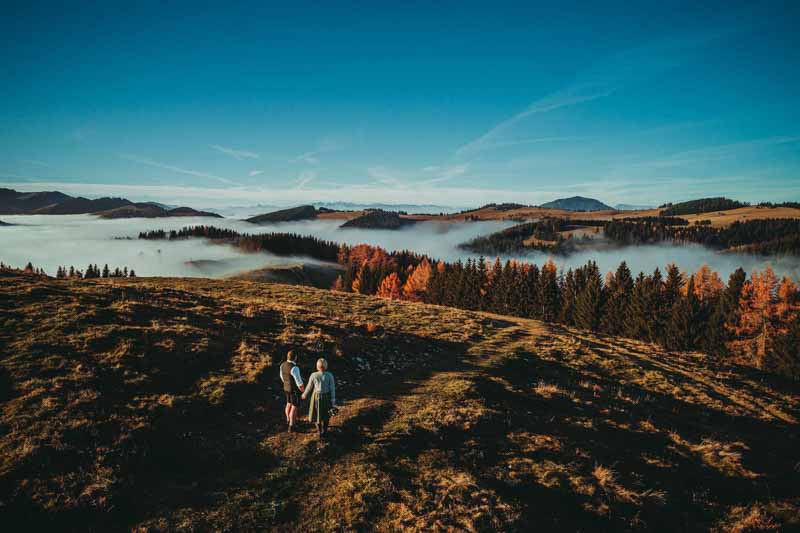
[{"xmin": 287, "ymin": 350, "xmax": 295, "ymax": 361}]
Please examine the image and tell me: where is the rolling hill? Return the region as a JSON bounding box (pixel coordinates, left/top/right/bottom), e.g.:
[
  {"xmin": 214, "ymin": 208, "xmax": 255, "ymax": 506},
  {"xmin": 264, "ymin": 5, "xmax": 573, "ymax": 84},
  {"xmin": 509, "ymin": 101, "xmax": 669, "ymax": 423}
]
[
  {"xmin": 245, "ymin": 205, "xmax": 320, "ymax": 224},
  {"xmin": 340, "ymin": 209, "xmax": 417, "ymax": 229},
  {"xmin": 541, "ymin": 196, "xmax": 614, "ymax": 211},
  {"xmin": 97, "ymin": 205, "xmax": 221, "ymax": 219},
  {"xmin": 0, "ymin": 187, "xmax": 220, "ymax": 218},
  {"xmin": 1, "ymin": 270, "xmax": 797, "ymax": 531}
]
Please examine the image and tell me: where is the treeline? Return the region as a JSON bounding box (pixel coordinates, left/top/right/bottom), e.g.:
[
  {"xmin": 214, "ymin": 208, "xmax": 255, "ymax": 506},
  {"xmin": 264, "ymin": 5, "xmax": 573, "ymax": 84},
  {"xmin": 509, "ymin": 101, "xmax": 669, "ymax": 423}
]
[
  {"xmin": 139, "ymin": 225, "xmax": 340, "ymax": 262},
  {"xmin": 659, "ymin": 197, "xmax": 748, "ymax": 216},
  {"xmin": 468, "ymin": 217, "xmax": 800, "ymax": 256},
  {"xmin": 604, "ymin": 218, "xmax": 800, "ymax": 255},
  {"xmin": 332, "ymin": 248, "xmax": 800, "ymax": 378},
  {"xmin": 56, "ymin": 264, "xmax": 136, "ymax": 278},
  {"xmin": 139, "ymin": 226, "xmax": 240, "ymax": 240},
  {"xmin": 757, "ymin": 201, "xmax": 800, "ymax": 209},
  {"xmin": 460, "ymin": 219, "xmax": 605, "ymax": 255},
  {"xmin": 0, "ymin": 262, "xmax": 135, "ymax": 278}
]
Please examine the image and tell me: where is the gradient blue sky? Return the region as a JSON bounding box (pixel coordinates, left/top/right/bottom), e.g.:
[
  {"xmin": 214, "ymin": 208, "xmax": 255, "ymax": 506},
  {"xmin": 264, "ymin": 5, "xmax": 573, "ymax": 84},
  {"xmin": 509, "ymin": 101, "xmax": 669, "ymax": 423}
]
[{"xmin": 1, "ymin": 1, "xmax": 799, "ymax": 207}]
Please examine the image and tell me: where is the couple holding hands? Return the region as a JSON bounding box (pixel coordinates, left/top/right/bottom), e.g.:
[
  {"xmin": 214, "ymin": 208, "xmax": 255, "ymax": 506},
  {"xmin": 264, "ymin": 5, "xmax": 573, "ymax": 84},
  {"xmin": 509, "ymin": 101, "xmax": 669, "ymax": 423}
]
[{"xmin": 279, "ymin": 350, "xmax": 337, "ymax": 438}]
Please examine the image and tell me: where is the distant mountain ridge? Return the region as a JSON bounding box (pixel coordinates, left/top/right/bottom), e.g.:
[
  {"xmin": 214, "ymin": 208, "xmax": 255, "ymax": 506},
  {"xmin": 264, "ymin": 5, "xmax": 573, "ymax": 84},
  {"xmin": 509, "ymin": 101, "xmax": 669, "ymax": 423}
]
[
  {"xmin": 0, "ymin": 187, "xmax": 220, "ymax": 218},
  {"xmin": 540, "ymin": 196, "xmax": 614, "ymax": 211}
]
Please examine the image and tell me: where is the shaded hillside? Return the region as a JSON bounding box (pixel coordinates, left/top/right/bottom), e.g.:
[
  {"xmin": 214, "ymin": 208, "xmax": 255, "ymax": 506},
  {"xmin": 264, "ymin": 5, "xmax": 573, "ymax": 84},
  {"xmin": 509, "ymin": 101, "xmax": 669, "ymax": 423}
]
[
  {"xmin": 0, "ymin": 187, "xmax": 220, "ymax": 218},
  {"xmin": 0, "ymin": 188, "xmax": 72, "ymax": 214},
  {"xmin": 340, "ymin": 209, "xmax": 416, "ymax": 229},
  {"xmin": 229, "ymin": 262, "xmax": 344, "ymax": 289},
  {"xmin": 0, "ymin": 271, "xmax": 798, "ymax": 531},
  {"xmin": 541, "ymin": 196, "xmax": 614, "ymax": 211},
  {"xmin": 246, "ymin": 205, "xmax": 319, "ymax": 224},
  {"xmin": 97, "ymin": 205, "xmax": 222, "ymax": 219}
]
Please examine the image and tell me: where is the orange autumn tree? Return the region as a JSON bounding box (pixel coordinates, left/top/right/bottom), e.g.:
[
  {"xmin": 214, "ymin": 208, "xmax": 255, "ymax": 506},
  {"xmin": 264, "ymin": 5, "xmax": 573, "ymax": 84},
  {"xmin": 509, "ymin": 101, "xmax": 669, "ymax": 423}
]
[
  {"xmin": 342, "ymin": 244, "xmax": 396, "ymax": 271},
  {"xmin": 733, "ymin": 266, "xmax": 780, "ymax": 363},
  {"xmin": 377, "ymin": 272, "xmax": 402, "ymax": 300},
  {"xmin": 777, "ymin": 276, "xmax": 799, "ymax": 319},
  {"xmin": 331, "ymin": 275, "xmax": 344, "ymax": 292},
  {"xmin": 402, "ymin": 259, "xmax": 432, "ymax": 301},
  {"xmin": 690, "ymin": 264, "xmax": 724, "ymax": 302}
]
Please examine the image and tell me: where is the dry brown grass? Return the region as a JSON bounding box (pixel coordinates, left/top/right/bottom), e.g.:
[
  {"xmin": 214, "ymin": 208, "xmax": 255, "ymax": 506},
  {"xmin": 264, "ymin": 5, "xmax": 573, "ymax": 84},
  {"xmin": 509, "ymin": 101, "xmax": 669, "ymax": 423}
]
[{"xmin": 1, "ymin": 270, "xmax": 798, "ymax": 531}]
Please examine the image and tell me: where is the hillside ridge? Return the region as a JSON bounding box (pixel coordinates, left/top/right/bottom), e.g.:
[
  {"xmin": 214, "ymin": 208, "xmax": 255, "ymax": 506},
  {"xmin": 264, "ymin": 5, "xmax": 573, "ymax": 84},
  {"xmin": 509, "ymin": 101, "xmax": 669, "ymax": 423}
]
[{"xmin": 0, "ymin": 272, "xmax": 798, "ymax": 531}]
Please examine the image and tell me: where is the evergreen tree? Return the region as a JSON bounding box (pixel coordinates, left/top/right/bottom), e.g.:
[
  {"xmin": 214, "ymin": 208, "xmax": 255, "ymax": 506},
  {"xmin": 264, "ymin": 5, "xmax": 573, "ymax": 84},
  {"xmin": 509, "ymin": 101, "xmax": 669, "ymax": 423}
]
[
  {"xmin": 601, "ymin": 261, "xmax": 634, "ymax": 336},
  {"xmin": 538, "ymin": 260, "xmax": 560, "ymax": 322},
  {"xmin": 625, "ymin": 272, "xmax": 649, "ymax": 340},
  {"xmin": 102, "ymin": 264, "xmax": 110, "ymax": 278},
  {"xmin": 665, "ymin": 275, "xmax": 698, "ymax": 351},
  {"xmin": 768, "ymin": 316, "xmax": 800, "ymax": 379},
  {"xmin": 663, "ymin": 263, "xmax": 683, "ymax": 310},
  {"xmin": 575, "ymin": 267, "xmax": 603, "ymax": 331},
  {"xmin": 559, "ymin": 269, "xmax": 578, "ymax": 325},
  {"xmin": 476, "ymin": 257, "xmax": 489, "ymax": 310},
  {"xmin": 525, "ymin": 264, "xmax": 541, "ymax": 319}
]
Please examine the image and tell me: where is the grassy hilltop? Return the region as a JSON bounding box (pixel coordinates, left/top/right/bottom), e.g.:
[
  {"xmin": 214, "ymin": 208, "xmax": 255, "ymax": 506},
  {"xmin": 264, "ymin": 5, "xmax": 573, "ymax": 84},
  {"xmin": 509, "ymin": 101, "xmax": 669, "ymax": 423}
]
[{"xmin": 0, "ymin": 270, "xmax": 798, "ymax": 531}]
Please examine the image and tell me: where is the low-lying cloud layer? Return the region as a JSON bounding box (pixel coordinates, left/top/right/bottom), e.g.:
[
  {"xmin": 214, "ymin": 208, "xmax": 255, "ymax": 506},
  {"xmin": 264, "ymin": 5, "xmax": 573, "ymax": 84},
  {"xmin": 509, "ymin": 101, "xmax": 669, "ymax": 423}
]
[{"xmin": 1, "ymin": 216, "xmax": 797, "ymax": 281}]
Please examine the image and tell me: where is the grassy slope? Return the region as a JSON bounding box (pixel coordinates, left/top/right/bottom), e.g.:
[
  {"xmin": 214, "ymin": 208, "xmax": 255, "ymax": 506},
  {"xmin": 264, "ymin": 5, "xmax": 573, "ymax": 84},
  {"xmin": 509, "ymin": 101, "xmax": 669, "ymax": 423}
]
[
  {"xmin": 1, "ymin": 271, "xmax": 798, "ymax": 532},
  {"xmin": 409, "ymin": 205, "xmax": 800, "ymax": 227}
]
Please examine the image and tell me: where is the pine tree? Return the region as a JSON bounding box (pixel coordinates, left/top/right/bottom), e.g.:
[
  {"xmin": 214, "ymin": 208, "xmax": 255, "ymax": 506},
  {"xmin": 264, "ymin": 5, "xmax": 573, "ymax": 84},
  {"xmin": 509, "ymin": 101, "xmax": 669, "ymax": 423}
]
[
  {"xmin": 525, "ymin": 264, "xmax": 541, "ymax": 319},
  {"xmin": 128, "ymin": 269, "xmax": 136, "ymax": 278},
  {"xmin": 559, "ymin": 269, "xmax": 577, "ymax": 325},
  {"xmin": 601, "ymin": 261, "xmax": 634, "ymax": 336},
  {"xmin": 665, "ymin": 275, "xmax": 697, "ymax": 351},
  {"xmin": 768, "ymin": 316, "xmax": 800, "ymax": 379},
  {"xmin": 574, "ymin": 268, "xmax": 603, "ymax": 331},
  {"xmin": 538, "ymin": 260, "xmax": 560, "ymax": 322},
  {"xmin": 102, "ymin": 264, "xmax": 110, "ymax": 278},
  {"xmin": 663, "ymin": 263, "xmax": 683, "ymax": 310},
  {"xmin": 625, "ymin": 272, "xmax": 649, "ymax": 339},
  {"xmin": 477, "ymin": 257, "xmax": 489, "ymax": 310}
]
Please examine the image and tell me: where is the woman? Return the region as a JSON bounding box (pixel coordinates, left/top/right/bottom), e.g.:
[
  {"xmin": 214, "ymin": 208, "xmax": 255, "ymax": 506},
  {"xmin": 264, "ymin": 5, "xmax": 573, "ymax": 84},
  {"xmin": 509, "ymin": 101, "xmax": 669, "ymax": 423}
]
[{"xmin": 302, "ymin": 357, "xmax": 336, "ymax": 438}]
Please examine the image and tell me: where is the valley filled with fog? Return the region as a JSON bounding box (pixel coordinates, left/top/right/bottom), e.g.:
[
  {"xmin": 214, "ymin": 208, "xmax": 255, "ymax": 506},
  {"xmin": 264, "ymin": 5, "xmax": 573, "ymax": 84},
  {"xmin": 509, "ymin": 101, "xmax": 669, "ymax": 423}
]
[{"xmin": 1, "ymin": 214, "xmax": 798, "ymax": 280}]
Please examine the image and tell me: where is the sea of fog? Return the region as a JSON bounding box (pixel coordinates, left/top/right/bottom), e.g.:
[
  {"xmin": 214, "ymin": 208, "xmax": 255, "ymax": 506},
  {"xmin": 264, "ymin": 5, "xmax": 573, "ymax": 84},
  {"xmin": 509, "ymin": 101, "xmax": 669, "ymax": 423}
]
[{"xmin": 1, "ymin": 214, "xmax": 798, "ymax": 281}]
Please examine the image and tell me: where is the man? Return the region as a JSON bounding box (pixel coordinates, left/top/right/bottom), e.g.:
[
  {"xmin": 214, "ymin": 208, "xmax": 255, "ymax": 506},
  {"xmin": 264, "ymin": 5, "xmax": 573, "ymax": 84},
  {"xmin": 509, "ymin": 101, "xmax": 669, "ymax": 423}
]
[{"xmin": 279, "ymin": 350, "xmax": 305, "ymax": 432}]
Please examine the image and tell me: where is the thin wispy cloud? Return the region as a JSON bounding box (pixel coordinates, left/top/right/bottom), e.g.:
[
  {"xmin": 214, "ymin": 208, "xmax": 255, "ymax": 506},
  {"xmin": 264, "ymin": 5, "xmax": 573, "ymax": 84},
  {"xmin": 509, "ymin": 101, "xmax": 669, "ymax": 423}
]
[
  {"xmin": 622, "ymin": 136, "xmax": 800, "ymax": 171},
  {"xmin": 210, "ymin": 144, "xmax": 260, "ymax": 160},
  {"xmin": 119, "ymin": 153, "xmax": 240, "ymax": 186},
  {"xmin": 294, "ymin": 170, "xmax": 316, "ymax": 189},
  {"xmin": 456, "ymin": 32, "xmax": 718, "ymax": 157},
  {"xmin": 248, "ymin": 170, "xmax": 265, "ymax": 177},
  {"xmin": 456, "ymin": 85, "xmax": 613, "ymax": 156},
  {"xmin": 291, "ymin": 151, "xmax": 320, "ymax": 165},
  {"xmin": 366, "ymin": 164, "xmax": 470, "ymax": 187}
]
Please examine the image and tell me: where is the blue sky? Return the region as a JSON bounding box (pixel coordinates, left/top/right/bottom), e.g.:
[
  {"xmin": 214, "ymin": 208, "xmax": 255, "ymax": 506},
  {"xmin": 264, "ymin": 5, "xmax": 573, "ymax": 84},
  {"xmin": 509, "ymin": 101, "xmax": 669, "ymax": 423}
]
[{"xmin": 1, "ymin": 1, "xmax": 799, "ymax": 207}]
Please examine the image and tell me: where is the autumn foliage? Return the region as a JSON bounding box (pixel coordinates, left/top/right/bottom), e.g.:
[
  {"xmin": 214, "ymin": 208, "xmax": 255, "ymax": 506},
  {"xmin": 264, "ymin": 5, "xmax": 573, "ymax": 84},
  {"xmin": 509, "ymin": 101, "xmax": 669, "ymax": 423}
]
[{"xmin": 329, "ymin": 247, "xmax": 800, "ymax": 379}]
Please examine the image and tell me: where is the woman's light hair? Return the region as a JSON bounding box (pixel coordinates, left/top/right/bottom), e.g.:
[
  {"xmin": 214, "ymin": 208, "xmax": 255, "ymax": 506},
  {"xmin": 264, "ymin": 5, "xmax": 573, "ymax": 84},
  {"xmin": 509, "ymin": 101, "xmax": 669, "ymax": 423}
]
[{"xmin": 316, "ymin": 357, "xmax": 328, "ymax": 371}]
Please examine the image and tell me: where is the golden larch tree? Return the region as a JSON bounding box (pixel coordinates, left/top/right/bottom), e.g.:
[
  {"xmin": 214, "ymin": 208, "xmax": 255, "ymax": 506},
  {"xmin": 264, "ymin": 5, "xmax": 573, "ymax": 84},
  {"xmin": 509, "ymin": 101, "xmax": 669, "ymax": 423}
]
[{"xmin": 377, "ymin": 273, "xmax": 403, "ymax": 300}]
